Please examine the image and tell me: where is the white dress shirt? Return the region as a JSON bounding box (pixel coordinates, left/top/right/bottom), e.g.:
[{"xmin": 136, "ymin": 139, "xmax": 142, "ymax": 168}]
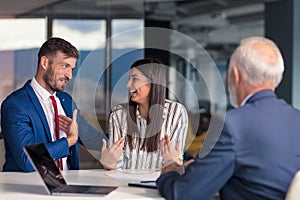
[{"xmin": 31, "ymin": 77, "xmax": 68, "ymax": 170}]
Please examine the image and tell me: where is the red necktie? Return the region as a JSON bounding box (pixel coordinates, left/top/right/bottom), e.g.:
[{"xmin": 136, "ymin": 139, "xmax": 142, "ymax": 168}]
[{"xmin": 50, "ymin": 95, "xmax": 63, "ymax": 170}]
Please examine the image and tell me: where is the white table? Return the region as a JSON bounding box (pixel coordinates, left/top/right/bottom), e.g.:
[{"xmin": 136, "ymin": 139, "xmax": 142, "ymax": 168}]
[{"xmin": 0, "ymin": 169, "xmax": 165, "ymax": 199}]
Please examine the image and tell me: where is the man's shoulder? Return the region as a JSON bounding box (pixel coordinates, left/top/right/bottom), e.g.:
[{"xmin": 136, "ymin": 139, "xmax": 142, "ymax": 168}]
[{"xmin": 226, "ymin": 93, "xmax": 300, "ymax": 121}]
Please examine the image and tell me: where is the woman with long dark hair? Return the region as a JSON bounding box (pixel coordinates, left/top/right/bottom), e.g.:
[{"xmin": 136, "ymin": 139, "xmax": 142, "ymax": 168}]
[{"xmin": 100, "ymin": 58, "xmax": 188, "ymax": 170}]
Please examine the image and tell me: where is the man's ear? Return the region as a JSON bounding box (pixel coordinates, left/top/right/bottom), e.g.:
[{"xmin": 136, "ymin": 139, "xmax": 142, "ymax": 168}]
[
  {"xmin": 232, "ymin": 65, "xmax": 240, "ymax": 85},
  {"xmin": 40, "ymin": 56, "xmax": 48, "ymax": 70}
]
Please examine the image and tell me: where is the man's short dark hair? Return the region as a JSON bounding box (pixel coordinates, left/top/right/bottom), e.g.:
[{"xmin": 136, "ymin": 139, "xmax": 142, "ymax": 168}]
[{"xmin": 38, "ymin": 37, "xmax": 79, "ymax": 64}]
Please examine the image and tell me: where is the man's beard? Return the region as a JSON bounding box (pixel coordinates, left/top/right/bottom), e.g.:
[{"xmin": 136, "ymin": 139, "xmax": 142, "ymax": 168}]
[{"xmin": 43, "ymin": 66, "xmax": 63, "ymax": 92}]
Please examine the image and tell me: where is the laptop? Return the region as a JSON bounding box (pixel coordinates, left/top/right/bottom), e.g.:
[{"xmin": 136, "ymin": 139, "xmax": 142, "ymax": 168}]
[{"xmin": 23, "ymin": 142, "xmax": 117, "ymax": 196}]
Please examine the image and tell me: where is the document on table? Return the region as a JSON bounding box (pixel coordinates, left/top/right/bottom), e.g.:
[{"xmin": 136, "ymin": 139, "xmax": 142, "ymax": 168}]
[{"xmin": 104, "ymin": 169, "xmax": 160, "ymax": 181}]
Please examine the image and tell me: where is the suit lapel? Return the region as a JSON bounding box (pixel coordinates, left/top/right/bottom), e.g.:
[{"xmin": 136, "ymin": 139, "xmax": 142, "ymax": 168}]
[
  {"xmin": 24, "ymin": 81, "xmax": 52, "ymax": 141},
  {"xmin": 57, "ymin": 92, "xmax": 72, "ymax": 118}
]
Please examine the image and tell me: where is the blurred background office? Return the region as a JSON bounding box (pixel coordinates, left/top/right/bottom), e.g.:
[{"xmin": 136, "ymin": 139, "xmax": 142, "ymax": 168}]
[{"xmin": 0, "ymin": 0, "xmax": 300, "ymax": 166}]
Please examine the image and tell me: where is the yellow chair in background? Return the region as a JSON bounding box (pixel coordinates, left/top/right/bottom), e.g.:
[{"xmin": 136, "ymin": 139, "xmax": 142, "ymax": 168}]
[{"xmin": 184, "ymin": 113, "xmax": 210, "ymax": 159}]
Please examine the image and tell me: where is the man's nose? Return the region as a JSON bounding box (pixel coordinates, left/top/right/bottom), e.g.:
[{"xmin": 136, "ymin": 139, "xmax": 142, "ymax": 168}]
[{"xmin": 66, "ymin": 68, "xmax": 72, "ymax": 80}]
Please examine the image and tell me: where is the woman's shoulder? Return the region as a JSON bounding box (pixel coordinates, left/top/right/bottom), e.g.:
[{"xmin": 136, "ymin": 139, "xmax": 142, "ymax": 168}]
[
  {"xmin": 164, "ymin": 99, "xmax": 188, "ymax": 117},
  {"xmin": 110, "ymin": 103, "xmax": 128, "ymax": 113},
  {"xmin": 165, "ymin": 99, "xmax": 186, "ymax": 109}
]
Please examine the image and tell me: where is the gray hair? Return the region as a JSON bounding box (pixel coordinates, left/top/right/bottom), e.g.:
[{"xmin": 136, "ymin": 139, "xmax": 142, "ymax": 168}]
[{"xmin": 228, "ymin": 37, "xmax": 284, "ymax": 88}]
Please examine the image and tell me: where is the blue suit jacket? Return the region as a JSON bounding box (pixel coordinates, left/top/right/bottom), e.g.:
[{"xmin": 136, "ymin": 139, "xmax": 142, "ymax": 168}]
[
  {"xmin": 1, "ymin": 80, "xmax": 105, "ymax": 172},
  {"xmin": 157, "ymin": 90, "xmax": 300, "ymax": 200}
]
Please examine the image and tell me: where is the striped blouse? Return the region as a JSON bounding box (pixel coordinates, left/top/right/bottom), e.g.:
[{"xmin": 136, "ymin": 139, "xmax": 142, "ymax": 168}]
[{"xmin": 108, "ymin": 99, "xmax": 188, "ymax": 170}]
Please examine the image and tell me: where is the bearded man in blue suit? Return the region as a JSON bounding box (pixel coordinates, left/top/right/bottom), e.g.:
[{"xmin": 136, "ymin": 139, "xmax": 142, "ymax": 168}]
[
  {"xmin": 1, "ymin": 37, "xmax": 105, "ymax": 172},
  {"xmin": 157, "ymin": 37, "xmax": 300, "ymax": 199}
]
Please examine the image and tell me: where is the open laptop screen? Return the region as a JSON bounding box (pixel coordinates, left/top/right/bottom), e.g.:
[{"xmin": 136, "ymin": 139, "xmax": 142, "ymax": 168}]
[
  {"xmin": 24, "ymin": 142, "xmax": 66, "ymax": 191},
  {"xmin": 23, "ymin": 143, "xmax": 117, "ymax": 195}
]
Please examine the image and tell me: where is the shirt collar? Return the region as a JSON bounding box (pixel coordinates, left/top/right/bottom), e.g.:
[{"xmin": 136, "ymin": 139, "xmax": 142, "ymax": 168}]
[
  {"xmin": 31, "ymin": 77, "xmax": 56, "ymax": 100},
  {"xmin": 240, "ymin": 93, "xmax": 254, "ymax": 106}
]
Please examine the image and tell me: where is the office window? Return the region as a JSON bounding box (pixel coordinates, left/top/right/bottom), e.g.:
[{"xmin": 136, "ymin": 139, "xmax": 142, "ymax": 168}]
[
  {"xmin": 53, "ymin": 19, "xmax": 106, "ymax": 131},
  {"xmin": 0, "ymin": 18, "xmax": 45, "ymax": 104},
  {"xmin": 110, "ymin": 19, "xmax": 144, "ymax": 108},
  {"xmin": 0, "ymin": 18, "xmax": 45, "ymax": 134}
]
